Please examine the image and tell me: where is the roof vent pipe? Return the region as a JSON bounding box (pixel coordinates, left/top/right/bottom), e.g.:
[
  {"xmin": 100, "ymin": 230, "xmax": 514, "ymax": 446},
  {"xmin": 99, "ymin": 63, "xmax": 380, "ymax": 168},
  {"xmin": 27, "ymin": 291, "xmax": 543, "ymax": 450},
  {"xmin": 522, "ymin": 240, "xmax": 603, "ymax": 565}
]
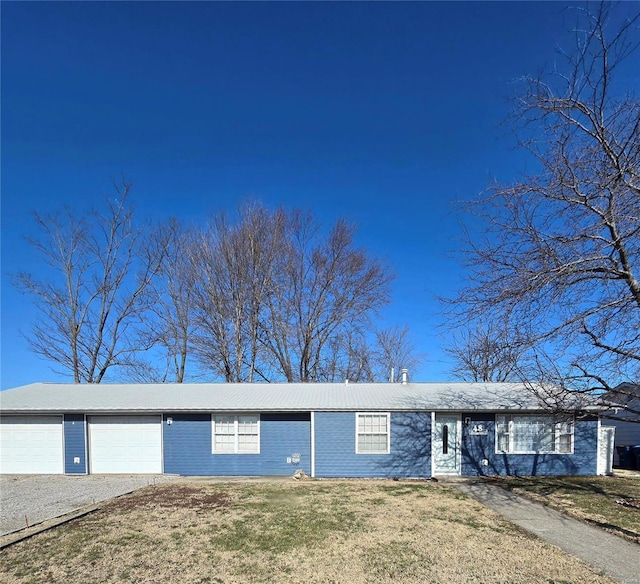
[{"xmin": 401, "ymin": 368, "xmax": 408, "ymax": 385}]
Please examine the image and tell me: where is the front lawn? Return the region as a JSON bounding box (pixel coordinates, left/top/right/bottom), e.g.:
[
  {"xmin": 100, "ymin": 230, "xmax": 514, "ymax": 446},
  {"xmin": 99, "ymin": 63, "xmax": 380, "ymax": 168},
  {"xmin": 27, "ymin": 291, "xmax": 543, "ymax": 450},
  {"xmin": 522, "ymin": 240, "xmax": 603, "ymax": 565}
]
[
  {"xmin": 485, "ymin": 474, "xmax": 640, "ymax": 543},
  {"xmin": 0, "ymin": 479, "xmax": 617, "ymax": 583}
]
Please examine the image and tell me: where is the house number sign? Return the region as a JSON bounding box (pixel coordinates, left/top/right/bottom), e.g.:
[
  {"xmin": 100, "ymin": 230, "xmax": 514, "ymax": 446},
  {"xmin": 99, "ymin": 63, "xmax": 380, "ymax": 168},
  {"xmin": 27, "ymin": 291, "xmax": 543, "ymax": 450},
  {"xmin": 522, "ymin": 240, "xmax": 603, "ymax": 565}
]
[{"xmin": 470, "ymin": 423, "xmax": 488, "ymax": 436}]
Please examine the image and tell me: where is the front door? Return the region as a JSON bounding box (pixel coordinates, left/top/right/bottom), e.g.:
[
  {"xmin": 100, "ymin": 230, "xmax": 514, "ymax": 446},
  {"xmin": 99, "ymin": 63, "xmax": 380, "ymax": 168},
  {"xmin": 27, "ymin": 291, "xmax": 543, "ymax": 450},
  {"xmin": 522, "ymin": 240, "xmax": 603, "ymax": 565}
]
[{"xmin": 433, "ymin": 414, "xmax": 461, "ymax": 475}]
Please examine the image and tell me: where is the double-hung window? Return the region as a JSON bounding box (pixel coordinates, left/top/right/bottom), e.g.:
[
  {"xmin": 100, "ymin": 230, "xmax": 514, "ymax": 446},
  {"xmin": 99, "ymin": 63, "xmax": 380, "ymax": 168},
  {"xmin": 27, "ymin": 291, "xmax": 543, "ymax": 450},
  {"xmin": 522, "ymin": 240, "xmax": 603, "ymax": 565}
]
[
  {"xmin": 356, "ymin": 413, "xmax": 390, "ymax": 454},
  {"xmin": 212, "ymin": 415, "xmax": 260, "ymax": 454},
  {"xmin": 496, "ymin": 414, "xmax": 573, "ymax": 454}
]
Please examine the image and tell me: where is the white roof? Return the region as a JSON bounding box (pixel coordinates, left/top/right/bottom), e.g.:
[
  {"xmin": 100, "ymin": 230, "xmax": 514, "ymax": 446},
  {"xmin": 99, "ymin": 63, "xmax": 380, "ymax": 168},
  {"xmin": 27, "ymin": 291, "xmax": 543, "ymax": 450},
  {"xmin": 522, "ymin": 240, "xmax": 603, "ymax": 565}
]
[{"xmin": 0, "ymin": 382, "xmax": 596, "ymax": 414}]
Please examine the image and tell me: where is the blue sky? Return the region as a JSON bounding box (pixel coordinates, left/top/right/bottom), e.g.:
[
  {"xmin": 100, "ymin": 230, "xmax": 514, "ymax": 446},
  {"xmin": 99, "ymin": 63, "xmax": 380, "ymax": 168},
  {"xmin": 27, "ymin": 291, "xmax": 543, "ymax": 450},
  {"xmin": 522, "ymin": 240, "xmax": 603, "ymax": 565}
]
[{"xmin": 0, "ymin": 1, "xmax": 612, "ymax": 389}]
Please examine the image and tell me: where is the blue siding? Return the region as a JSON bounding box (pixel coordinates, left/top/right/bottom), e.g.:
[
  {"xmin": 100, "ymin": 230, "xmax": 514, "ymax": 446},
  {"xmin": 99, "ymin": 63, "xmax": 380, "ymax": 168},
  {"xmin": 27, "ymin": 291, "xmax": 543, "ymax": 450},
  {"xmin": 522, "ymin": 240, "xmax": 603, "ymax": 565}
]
[
  {"xmin": 64, "ymin": 414, "xmax": 87, "ymax": 474},
  {"xmin": 163, "ymin": 413, "xmax": 311, "ymax": 476},
  {"xmin": 314, "ymin": 412, "xmax": 431, "ymax": 478},
  {"xmin": 124, "ymin": 409, "xmax": 599, "ymax": 477},
  {"xmin": 461, "ymin": 414, "xmax": 598, "ymax": 476}
]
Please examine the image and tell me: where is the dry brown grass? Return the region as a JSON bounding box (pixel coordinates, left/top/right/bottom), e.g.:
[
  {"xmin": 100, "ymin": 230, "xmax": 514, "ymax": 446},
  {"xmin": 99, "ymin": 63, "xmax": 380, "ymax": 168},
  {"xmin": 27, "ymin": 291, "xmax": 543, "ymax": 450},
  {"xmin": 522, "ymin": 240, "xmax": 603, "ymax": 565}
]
[
  {"xmin": 484, "ymin": 474, "xmax": 640, "ymax": 543},
  {"xmin": 0, "ymin": 479, "xmax": 616, "ymax": 583}
]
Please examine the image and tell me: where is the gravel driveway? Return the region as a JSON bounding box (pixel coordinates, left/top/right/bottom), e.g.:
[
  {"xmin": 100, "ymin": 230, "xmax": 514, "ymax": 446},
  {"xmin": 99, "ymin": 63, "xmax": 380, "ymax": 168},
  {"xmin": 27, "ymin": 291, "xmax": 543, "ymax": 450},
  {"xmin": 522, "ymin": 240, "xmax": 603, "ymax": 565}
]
[{"xmin": 0, "ymin": 474, "xmax": 175, "ymax": 536}]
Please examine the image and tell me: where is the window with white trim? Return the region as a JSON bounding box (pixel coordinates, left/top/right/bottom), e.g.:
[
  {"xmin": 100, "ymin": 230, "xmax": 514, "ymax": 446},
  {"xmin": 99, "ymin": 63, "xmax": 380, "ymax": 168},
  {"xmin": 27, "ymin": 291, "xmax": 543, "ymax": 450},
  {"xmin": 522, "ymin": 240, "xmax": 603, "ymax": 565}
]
[
  {"xmin": 212, "ymin": 415, "xmax": 260, "ymax": 454},
  {"xmin": 356, "ymin": 413, "xmax": 390, "ymax": 454},
  {"xmin": 496, "ymin": 415, "xmax": 573, "ymax": 454}
]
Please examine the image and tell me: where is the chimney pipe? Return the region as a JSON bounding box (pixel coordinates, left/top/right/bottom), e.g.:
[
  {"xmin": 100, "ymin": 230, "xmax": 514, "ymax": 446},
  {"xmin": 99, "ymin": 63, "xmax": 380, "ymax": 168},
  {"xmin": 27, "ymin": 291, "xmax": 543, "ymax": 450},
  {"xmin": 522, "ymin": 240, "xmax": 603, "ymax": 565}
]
[{"xmin": 401, "ymin": 368, "xmax": 408, "ymax": 385}]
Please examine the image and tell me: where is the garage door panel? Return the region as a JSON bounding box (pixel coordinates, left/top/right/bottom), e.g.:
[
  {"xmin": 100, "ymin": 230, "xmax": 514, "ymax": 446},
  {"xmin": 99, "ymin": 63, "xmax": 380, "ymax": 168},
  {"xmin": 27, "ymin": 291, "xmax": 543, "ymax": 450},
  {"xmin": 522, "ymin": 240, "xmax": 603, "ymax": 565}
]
[
  {"xmin": 0, "ymin": 416, "xmax": 64, "ymax": 474},
  {"xmin": 89, "ymin": 416, "xmax": 162, "ymax": 474}
]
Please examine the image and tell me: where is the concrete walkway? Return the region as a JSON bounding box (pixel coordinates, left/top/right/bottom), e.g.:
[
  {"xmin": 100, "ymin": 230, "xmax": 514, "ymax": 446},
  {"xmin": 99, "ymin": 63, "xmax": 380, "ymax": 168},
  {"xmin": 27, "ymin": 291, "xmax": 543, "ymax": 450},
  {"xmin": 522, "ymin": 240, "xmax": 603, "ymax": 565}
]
[{"xmin": 454, "ymin": 481, "xmax": 640, "ymax": 584}]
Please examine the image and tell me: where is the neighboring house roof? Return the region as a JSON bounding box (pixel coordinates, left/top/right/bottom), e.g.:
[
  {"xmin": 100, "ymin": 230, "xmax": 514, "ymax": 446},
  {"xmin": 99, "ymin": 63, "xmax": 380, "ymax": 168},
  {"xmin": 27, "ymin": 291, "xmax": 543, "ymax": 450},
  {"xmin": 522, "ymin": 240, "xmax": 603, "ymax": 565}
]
[
  {"xmin": 600, "ymin": 383, "xmax": 640, "ymax": 421},
  {"xmin": 0, "ymin": 382, "xmax": 598, "ymax": 414}
]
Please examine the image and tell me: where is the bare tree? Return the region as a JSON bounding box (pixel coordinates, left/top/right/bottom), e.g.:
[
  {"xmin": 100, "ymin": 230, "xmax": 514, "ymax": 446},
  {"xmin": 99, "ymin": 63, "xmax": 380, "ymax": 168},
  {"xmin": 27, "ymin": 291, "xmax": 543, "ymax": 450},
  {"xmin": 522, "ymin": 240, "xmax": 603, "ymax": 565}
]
[
  {"xmin": 190, "ymin": 223, "xmax": 249, "ymax": 382},
  {"xmin": 19, "ymin": 191, "xmax": 406, "ymax": 385},
  {"xmin": 449, "ymin": 3, "xmax": 640, "ymax": 418},
  {"xmin": 190, "ymin": 203, "xmax": 288, "ymax": 382},
  {"xmin": 314, "ymin": 325, "xmax": 424, "ymax": 383},
  {"xmin": 15, "ymin": 183, "xmax": 165, "ymax": 383},
  {"xmin": 372, "ymin": 325, "xmax": 425, "ymax": 382},
  {"xmin": 263, "ymin": 213, "xmax": 394, "ymax": 382},
  {"xmin": 142, "ymin": 218, "xmax": 197, "ymax": 383},
  {"xmin": 317, "ymin": 329, "xmax": 375, "ymax": 383},
  {"xmin": 187, "ymin": 204, "xmax": 394, "ymax": 383},
  {"xmin": 445, "ymin": 321, "xmax": 524, "ymax": 383}
]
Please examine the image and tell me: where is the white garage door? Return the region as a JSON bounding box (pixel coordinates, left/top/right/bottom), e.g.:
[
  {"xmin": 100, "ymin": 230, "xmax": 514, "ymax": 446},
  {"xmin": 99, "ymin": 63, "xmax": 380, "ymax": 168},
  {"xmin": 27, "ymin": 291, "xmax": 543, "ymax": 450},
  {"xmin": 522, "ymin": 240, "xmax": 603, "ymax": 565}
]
[
  {"xmin": 89, "ymin": 415, "xmax": 162, "ymax": 474},
  {"xmin": 0, "ymin": 416, "xmax": 64, "ymax": 474}
]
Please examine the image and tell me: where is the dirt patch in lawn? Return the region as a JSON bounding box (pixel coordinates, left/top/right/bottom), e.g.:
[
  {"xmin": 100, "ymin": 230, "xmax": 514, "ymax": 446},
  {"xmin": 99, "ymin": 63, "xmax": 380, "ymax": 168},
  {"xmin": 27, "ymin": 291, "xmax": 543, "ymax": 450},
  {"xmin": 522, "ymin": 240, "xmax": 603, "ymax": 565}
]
[
  {"xmin": 0, "ymin": 480, "xmax": 617, "ymax": 584},
  {"xmin": 108, "ymin": 485, "xmax": 233, "ymax": 512}
]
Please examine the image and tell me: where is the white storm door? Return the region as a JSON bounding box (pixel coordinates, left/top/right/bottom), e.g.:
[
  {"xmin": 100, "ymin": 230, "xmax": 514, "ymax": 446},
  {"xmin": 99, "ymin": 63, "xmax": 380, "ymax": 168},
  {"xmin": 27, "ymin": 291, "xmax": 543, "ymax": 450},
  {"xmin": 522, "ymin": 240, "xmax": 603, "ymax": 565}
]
[
  {"xmin": 433, "ymin": 414, "xmax": 461, "ymax": 475},
  {"xmin": 89, "ymin": 415, "xmax": 162, "ymax": 474},
  {"xmin": 0, "ymin": 415, "xmax": 64, "ymax": 474}
]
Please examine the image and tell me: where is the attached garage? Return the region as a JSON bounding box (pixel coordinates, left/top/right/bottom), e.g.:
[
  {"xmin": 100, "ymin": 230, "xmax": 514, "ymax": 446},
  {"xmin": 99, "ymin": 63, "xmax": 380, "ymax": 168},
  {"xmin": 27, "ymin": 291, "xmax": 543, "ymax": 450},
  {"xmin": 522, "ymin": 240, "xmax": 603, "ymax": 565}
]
[
  {"xmin": 88, "ymin": 415, "xmax": 162, "ymax": 474},
  {"xmin": 0, "ymin": 416, "xmax": 64, "ymax": 474}
]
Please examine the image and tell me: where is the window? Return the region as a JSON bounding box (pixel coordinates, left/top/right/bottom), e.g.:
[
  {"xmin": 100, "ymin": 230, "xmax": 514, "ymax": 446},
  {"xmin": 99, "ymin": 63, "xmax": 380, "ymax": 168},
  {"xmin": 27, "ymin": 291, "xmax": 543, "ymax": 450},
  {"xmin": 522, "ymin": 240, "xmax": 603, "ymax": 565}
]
[
  {"xmin": 212, "ymin": 415, "xmax": 259, "ymax": 454},
  {"xmin": 496, "ymin": 415, "xmax": 573, "ymax": 454},
  {"xmin": 356, "ymin": 413, "xmax": 390, "ymax": 454}
]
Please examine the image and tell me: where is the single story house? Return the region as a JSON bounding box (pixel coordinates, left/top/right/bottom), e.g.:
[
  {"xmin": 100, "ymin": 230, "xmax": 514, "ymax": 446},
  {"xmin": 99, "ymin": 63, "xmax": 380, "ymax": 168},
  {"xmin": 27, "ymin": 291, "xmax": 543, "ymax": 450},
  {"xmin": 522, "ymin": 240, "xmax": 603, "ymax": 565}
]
[{"xmin": 0, "ymin": 381, "xmax": 613, "ymax": 477}]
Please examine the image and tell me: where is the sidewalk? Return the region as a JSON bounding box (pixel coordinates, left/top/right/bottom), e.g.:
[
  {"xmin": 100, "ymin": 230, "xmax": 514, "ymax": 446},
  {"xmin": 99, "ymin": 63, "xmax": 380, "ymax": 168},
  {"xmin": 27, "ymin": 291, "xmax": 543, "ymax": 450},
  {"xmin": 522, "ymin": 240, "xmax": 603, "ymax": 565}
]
[{"xmin": 454, "ymin": 480, "xmax": 640, "ymax": 584}]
